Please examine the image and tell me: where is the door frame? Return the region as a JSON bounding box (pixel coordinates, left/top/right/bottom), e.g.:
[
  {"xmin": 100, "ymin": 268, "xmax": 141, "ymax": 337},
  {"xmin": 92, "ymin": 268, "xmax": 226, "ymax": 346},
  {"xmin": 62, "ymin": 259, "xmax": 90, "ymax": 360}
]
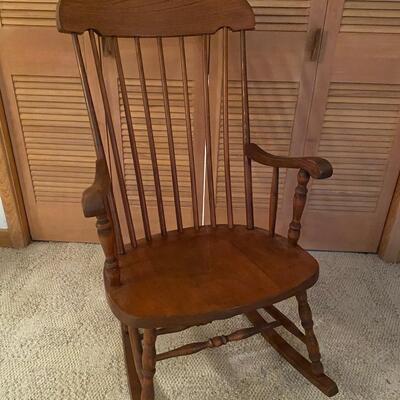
[
  {"xmin": 379, "ymin": 174, "xmax": 400, "ymax": 263},
  {"xmin": 0, "ymin": 87, "xmax": 30, "ymax": 248}
]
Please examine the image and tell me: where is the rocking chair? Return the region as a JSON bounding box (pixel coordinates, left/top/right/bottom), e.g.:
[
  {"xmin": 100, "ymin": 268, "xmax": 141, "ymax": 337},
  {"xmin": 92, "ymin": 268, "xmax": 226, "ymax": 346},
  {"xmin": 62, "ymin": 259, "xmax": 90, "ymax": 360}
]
[{"xmin": 56, "ymin": 0, "xmax": 339, "ymax": 398}]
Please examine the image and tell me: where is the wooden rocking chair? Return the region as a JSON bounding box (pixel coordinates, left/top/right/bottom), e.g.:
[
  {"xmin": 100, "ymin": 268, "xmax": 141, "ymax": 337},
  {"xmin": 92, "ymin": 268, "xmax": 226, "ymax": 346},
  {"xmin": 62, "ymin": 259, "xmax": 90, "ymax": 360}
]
[{"xmin": 57, "ymin": 1, "xmax": 339, "ymax": 398}]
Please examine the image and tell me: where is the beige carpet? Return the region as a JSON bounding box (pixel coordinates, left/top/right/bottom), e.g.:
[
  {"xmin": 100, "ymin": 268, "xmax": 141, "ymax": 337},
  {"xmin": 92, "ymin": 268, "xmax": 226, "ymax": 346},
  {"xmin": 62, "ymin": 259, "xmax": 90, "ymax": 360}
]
[{"xmin": 0, "ymin": 242, "xmax": 399, "ymax": 400}]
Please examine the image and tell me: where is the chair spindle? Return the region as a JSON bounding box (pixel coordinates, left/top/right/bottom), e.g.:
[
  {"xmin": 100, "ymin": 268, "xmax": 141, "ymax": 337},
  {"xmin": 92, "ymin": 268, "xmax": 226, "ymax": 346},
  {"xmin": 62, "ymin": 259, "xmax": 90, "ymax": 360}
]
[
  {"xmin": 72, "ymin": 33, "xmax": 124, "ymax": 253},
  {"xmin": 179, "ymin": 37, "xmax": 200, "ymax": 230},
  {"xmin": 72, "ymin": 34, "xmax": 105, "ymax": 160},
  {"xmin": 207, "ymin": 35, "xmax": 211, "ymax": 75},
  {"xmin": 134, "ymin": 37, "xmax": 167, "ymax": 236},
  {"xmin": 202, "ymin": 34, "xmax": 217, "ymax": 227},
  {"xmin": 270, "ymin": 167, "xmax": 279, "ymax": 236},
  {"xmin": 113, "ymin": 38, "xmax": 152, "ymax": 242},
  {"xmin": 89, "ymin": 30, "xmax": 137, "ymax": 248},
  {"xmin": 223, "ymin": 27, "xmax": 234, "ymax": 228},
  {"xmin": 241, "ymin": 30, "xmax": 254, "ymax": 230},
  {"xmin": 157, "ymin": 37, "xmax": 183, "ymax": 233}
]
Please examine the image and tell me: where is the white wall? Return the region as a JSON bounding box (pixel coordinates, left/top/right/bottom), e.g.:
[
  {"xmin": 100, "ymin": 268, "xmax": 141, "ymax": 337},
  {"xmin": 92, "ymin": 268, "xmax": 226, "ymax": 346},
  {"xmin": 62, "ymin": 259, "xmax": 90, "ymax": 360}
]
[{"xmin": 0, "ymin": 198, "xmax": 7, "ymax": 229}]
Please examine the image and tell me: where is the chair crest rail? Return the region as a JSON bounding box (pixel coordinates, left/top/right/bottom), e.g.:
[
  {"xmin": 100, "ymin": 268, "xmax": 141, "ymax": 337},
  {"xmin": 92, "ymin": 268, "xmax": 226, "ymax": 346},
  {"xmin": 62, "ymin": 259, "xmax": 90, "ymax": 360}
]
[{"xmin": 57, "ymin": 0, "xmax": 255, "ymax": 37}]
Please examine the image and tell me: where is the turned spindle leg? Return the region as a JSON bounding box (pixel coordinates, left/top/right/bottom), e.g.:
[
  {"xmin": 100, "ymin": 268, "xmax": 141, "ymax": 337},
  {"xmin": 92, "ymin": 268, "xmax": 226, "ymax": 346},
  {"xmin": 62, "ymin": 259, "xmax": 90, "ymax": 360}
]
[
  {"xmin": 141, "ymin": 329, "xmax": 157, "ymax": 400},
  {"xmin": 121, "ymin": 324, "xmax": 142, "ymax": 399},
  {"xmin": 296, "ymin": 291, "xmax": 324, "ymax": 376},
  {"xmin": 129, "ymin": 327, "xmax": 144, "ymax": 384}
]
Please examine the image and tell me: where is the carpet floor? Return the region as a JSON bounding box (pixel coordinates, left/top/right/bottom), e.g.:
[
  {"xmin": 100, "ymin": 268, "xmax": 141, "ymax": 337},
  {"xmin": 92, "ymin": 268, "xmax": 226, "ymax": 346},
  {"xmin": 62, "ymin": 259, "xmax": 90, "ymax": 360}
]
[{"xmin": 0, "ymin": 242, "xmax": 399, "ymax": 400}]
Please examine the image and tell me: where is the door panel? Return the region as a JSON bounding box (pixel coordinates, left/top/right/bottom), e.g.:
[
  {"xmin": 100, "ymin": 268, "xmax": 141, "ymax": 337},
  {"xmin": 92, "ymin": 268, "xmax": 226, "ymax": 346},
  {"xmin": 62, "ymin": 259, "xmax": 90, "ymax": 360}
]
[
  {"xmin": 0, "ymin": 28, "xmax": 98, "ymax": 242},
  {"xmin": 303, "ymin": 0, "xmax": 400, "ymax": 251}
]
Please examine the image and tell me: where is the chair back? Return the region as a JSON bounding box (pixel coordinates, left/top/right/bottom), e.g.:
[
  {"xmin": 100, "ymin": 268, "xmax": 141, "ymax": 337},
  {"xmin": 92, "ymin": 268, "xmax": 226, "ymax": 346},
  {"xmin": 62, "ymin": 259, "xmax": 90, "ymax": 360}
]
[{"xmin": 57, "ymin": 0, "xmax": 256, "ymax": 250}]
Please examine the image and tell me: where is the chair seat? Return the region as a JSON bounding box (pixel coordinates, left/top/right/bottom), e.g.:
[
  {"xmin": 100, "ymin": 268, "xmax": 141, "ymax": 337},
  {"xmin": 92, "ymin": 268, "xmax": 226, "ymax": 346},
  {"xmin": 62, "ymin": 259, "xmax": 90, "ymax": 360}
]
[{"xmin": 106, "ymin": 225, "xmax": 319, "ymax": 328}]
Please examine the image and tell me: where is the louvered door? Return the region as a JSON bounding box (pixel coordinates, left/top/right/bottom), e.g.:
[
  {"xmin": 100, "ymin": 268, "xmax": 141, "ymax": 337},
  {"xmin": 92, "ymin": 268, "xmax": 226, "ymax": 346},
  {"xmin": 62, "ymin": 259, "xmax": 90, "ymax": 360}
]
[
  {"xmin": 0, "ymin": 6, "xmax": 99, "ymax": 241},
  {"xmin": 3, "ymin": 0, "xmax": 400, "ymax": 250},
  {"xmin": 103, "ymin": 37, "xmax": 205, "ymax": 240},
  {"xmin": 210, "ymin": 0, "xmax": 328, "ymax": 232},
  {"xmin": 303, "ymin": 0, "xmax": 400, "ymax": 251}
]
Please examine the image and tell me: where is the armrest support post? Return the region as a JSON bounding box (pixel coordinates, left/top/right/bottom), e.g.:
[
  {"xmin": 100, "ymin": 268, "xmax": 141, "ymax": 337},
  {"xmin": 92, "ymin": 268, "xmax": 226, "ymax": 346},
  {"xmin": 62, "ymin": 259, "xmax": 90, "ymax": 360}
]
[
  {"xmin": 288, "ymin": 169, "xmax": 310, "ymax": 246},
  {"xmin": 82, "ymin": 158, "xmax": 120, "ymax": 286}
]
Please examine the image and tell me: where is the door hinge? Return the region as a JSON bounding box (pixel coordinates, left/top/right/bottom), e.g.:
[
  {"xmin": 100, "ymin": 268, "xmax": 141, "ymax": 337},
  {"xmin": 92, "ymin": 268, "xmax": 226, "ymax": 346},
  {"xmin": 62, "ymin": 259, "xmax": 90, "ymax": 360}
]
[
  {"xmin": 310, "ymin": 28, "xmax": 324, "ymax": 62},
  {"xmin": 102, "ymin": 37, "xmax": 115, "ymax": 58}
]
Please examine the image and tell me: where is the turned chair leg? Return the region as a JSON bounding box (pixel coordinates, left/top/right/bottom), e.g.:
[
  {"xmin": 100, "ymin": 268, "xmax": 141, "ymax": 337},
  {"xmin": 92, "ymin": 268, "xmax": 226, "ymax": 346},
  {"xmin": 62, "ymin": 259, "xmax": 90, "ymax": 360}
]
[
  {"xmin": 129, "ymin": 327, "xmax": 144, "ymax": 384},
  {"xmin": 296, "ymin": 291, "xmax": 324, "ymax": 376},
  {"xmin": 121, "ymin": 324, "xmax": 142, "ymax": 400},
  {"xmin": 141, "ymin": 329, "xmax": 157, "ymax": 400}
]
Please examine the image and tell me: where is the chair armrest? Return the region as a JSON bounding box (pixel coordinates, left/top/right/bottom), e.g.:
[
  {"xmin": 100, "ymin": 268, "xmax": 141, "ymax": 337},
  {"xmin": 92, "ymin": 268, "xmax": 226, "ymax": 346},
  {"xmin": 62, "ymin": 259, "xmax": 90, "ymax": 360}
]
[
  {"xmin": 245, "ymin": 143, "xmax": 333, "ymax": 180},
  {"xmin": 82, "ymin": 158, "xmax": 111, "ymax": 218}
]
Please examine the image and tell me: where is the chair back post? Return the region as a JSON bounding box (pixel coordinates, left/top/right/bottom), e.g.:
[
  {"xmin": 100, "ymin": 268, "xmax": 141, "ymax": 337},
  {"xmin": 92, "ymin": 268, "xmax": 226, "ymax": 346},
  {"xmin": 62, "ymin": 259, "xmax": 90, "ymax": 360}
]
[{"xmin": 88, "ymin": 30, "xmax": 138, "ymax": 248}]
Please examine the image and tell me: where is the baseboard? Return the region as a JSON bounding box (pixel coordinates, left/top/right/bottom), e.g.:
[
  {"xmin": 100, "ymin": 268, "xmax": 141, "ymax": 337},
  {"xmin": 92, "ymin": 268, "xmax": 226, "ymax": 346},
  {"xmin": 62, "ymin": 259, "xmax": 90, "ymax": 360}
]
[{"xmin": 0, "ymin": 229, "xmax": 11, "ymax": 247}]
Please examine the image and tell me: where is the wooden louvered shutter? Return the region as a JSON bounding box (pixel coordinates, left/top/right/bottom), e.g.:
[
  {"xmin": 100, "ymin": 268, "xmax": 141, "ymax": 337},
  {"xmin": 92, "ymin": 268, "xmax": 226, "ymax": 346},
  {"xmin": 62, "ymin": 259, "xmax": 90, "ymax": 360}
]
[
  {"xmin": 303, "ymin": 0, "xmax": 400, "ymax": 251},
  {"xmin": 211, "ymin": 0, "xmax": 328, "ymax": 231},
  {"xmin": 341, "ymin": 0, "xmax": 400, "ymax": 34},
  {"xmin": 0, "ymin": 0, "xmax": 58, "ymax": 27},
  {"xmin": 103, "ymin": 38, "xmax": 205, "ymax": 240},
  {"xmin": 0, "ymin": 12, "xmax": 99, "ymax": 241}
]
